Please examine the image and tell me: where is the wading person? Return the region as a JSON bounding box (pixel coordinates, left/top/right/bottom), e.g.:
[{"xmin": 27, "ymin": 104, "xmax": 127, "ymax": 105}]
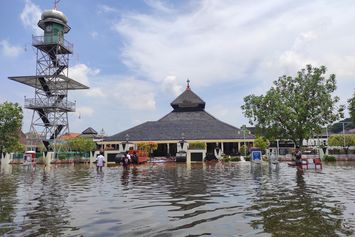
[
  {"xmin": 295, "ymin": 146, "xmax": 302, "ymax": 168},
  {"xmin": 122, "ymin": 152, "xmax": 130, "ymax": 170},
  {"xmin": 132, "ymin": 151, "xmax": 138, "ymax": 165},
  {"xmin": 96, "ymin": 152, "xmax": 105, "ymax": 172}
]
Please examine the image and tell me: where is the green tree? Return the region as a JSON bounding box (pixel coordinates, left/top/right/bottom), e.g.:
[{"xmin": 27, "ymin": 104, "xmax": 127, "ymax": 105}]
[
  {"xmin": 348, "ymin": 92, "xmax": 355, "ymax": 124},
  {"xmin": 0, "ymin": 102, "xmax": 23, "ymax": 154},
  {"xmin": 242, "ymin": 65, "xmax": 344, "ymax": 147},
  {"xmin": 67, "ymin": 137, "xmax": 96, "ymax": 152},
  {"xmin": 328, "ymin": 134, "xmax": 355, "ymax": 147},
  {"xmin": 254, "ymin": 136, "xmax": 269, "ymax": 152},
  {"xmin": 240, "ymin": 144, "xmax": 248, "ymax": 156}
]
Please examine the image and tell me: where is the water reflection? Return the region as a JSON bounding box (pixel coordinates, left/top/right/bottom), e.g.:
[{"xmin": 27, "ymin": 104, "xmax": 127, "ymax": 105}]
[
  {"xmin": 0, "ymin": 162, "xmax": 354, "ymax": 236},
  {"xmin": 248, "ymin": 167, "xmax": 354, "ymax": 236},
  {"xmin": 0, "ymin": 170, "xmax": 18, "ymax": 235}
]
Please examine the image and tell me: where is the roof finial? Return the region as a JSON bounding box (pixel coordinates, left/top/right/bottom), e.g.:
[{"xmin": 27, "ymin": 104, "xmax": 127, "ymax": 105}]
[
  {"xmin": 186, "ymin": 79, "xmax": 190, "ymax": 90},
  {"xmin": 54, "ymin": 0, "xmax": 61, "ymax": 10}
]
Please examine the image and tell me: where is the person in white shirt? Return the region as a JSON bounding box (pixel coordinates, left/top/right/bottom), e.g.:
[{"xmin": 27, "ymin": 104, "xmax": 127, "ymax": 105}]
[
  {"xmin": 96, "ymin": 152, "xmax": 105, "ymax": 172},
  {"xmin": 122, "ymin": 151, "xmax": 131, "ymax": 169}
]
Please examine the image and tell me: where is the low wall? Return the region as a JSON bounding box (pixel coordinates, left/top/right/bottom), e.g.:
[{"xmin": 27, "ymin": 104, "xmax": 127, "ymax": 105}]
[
  {"xmin": 332, "ymin": 154, "xmax": 355, "ymax": 161},
  {"xmin": 278, "ymin": 154, "xmax": 355, "ymax": 161},
  {"xmin": 187, "ymin": 149, "xmax": 206, "ymax": 162}
]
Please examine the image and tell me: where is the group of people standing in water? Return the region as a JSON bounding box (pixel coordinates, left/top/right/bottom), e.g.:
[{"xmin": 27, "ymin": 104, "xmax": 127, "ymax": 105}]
[
  {"xmin": 121, "ymin": 151, "xmax": 139, "ymax": 169},
  {"xmin": 95, "ymin": 151, "xmax": 139, "ymax": 172}
]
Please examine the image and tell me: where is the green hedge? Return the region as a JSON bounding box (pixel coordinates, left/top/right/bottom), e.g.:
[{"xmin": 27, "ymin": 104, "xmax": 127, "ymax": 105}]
[
  {"xmin": 222, "ymin": 156, "xmax": 241, "ymax": 162},
  {"xmin": 223, "ymin": 157, "xmax": 231, "ymax": 162},
  {"xmin": 188, "ymin": 142, "xmax": 206, "ymax": 149},
  {"xmin": 324, "ymin": 155, "xmax": 336, "ymax": 162},
  {"xmin": 230, "ymin": 157, "xmax": 241, "ymax": 162}
]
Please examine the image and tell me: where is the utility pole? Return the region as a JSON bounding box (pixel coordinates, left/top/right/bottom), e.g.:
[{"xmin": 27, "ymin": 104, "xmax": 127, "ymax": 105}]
[
  {"xmin": 342, "ymin": 122, "xmax": 345, "ymax": 147},
  {"xmin": 337, "ymin": 121, "xmax": 351, "ymax": 147},
  {"xmin": 241, "ymin": 125, "xmax": 247, "ymax": 157}
]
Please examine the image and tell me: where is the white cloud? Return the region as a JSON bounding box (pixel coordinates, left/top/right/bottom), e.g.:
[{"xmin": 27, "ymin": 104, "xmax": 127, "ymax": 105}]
[
  {"xmin": 113, "ymin": 0, "xmax": 355, "ymax": 99},
  {"xmin": 209, "ymin": 103, "xmax": 248, "ymax": 127},
  {"xmin": 111, "ymin": 78, "xmax": 156, "ymax": 110},
  {"xmin": 72, "ymin": 71, "xmax": 157, "ymax": 112},
  {"xmin": 278, "ymin": 51, "xmax": 316, "ymax": 72},
  {"xmin": 86, "ymin": 87, "xmax": 106, "ymax": 98},
  {"xmin": 161, "ymin": 76, "xmax": 183, "ymax": 96},
  {"xmin": 76, "ymin": 106, "xmax": 95, "ymax": 118},
  {"xmin": 90, "ymin": 31, "xmax": 98, "ymax": 39},
  {"xmin": 97, "ymin": 4, "xmax": 119, "ymax": 14},
  {"xmin": 0, "ymin": 40, "xmax": 22, "ymax": 58},
  {"xmin": 69, "ymin": 64, "xmax": 100, "ymax": 86},
  {"xmin": 144, "ymin": 0, "xmax": 173, "ymax": 13},
  {"xmin": 20, "ymin": 0, "xmax": 42, "ymax": 35}
]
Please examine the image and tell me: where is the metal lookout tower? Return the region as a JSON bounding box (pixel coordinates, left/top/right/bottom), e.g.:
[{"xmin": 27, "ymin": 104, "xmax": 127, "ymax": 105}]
[{"xmin": 9, "ymin": 6, "xmax": 89, "ymax": 152}]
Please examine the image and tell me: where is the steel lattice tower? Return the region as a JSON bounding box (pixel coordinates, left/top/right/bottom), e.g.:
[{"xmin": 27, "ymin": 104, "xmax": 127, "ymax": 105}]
[{"xmin": 9, "ymin": 8, "xmax": 89, "ymax": 152}]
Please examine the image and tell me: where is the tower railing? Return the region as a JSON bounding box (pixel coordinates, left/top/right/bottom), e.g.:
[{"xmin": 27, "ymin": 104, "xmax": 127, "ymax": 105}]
[
  {"xmin": 24, "ymin": 97, "xmax": 76, "ymax": 112},
  {"xmin": 32, "ymin": 34, "xmax": 73, "ymax": 53}
]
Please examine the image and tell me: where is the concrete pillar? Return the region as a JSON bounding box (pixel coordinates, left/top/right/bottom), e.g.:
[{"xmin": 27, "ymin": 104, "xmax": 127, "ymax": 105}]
[
  {"xmin": 319, "ymin": 148, "xmax": 325, "ymax": 160},
  {"xmin": 178, "ymin": 142, "xmax": 186, "ymax": 152},
  {"xmin": 45, "ymin": 152, "xmax": 55, "ymax": 166},
  {"xmin": 186, "ymin": 151, "xmax": 191, "ymax": 163},
  {"xmin": 90, "ymin": 151, "xmax": 94, "ymax": 163},
  {"xmin": 3, "ymin": 153, "xmax": 10, "ymax": 164}
]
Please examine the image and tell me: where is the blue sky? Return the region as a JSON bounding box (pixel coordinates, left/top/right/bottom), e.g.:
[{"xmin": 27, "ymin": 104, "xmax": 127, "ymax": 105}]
[{"xmin": 0, "ymin": 0, "xmax": 354, "ymax": 136}]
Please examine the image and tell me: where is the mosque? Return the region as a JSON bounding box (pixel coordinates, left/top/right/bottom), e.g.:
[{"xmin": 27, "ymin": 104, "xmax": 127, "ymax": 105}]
[{"xmin": 99, "ymin": 81, "xmax": 254, "ymax": 162}]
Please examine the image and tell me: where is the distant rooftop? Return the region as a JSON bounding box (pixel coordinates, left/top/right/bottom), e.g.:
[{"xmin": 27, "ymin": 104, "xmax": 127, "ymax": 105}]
[{"xmin": 81, "ymin": 127, "xmax": 98, "ymax": 135}]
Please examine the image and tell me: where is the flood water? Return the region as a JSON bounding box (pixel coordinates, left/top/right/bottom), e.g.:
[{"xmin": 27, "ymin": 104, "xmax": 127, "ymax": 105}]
[{"xmin": 0, "ymin": 162, "xmax": 355, "ymax": 237}]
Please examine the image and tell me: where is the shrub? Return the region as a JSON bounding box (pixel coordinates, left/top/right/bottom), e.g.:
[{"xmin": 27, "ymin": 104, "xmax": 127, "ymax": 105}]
[
  {"xmin": 58, "ymin": 153, "xmax": 67, "ymax": 160},
  {"xmin": 324, "ymin": 155, "xmax": 336, "ymax": 162},
  {"xmin": 223, "ymin": 157, "xmax": 231, "ymax": 162},
  {"xmin": 244, "ymin": 155, "xmax": 251, "ymax": 161},
  {"xmin": 188, "ymin": 142, "xmax": 206, "ymax": 149},
  {"xmin": 230, "ymin": 157, "xmax": 241, "ymax": 162},
  {"xmin": 254, "ymin": 136, "xmax": 270, "ymax": 152},
  {"xmin": 240, "ymin": 144, "xmax": 248, "ymax": 155}
]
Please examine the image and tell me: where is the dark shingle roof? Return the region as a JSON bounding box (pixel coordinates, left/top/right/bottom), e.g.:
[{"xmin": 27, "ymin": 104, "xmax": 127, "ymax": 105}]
[
  {"xmin": 106, "ymin": 87, "xmax": 254, "ymax": 142},
  {"xmin": 81, "ymin": 127, "xmax": 98, "ymax": 135},
  {"xmin": 106, "ymin": 111, "xmax": 254, "ymax": 141},
  {"xmin": 159, "ymin": 110, "xmax": 215, "ymax": 121},
  {"xmin": 170, "ymin": 89, "xmax": 205, "ymax": 111}
]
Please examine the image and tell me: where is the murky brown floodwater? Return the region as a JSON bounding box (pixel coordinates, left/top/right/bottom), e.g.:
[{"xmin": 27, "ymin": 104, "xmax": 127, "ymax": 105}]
[{"xmin": 0, "ymin": 162, "xmax": 354, "ymax": 237}]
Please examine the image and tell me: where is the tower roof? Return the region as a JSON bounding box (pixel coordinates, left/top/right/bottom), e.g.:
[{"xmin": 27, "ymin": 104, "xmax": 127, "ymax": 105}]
[
  {"xmin": 170, "ymin": 81, "xmax": 205, "ymax": 111},
  {"xmin": 38, "ymin": 9, "xmax": 71, "ymax": 33}
]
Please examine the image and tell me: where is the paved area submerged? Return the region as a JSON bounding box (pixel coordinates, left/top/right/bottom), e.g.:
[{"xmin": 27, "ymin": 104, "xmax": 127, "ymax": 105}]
[{"xmin": 0, "ymin": 162, "xmax": 354, "ymax": 236}]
